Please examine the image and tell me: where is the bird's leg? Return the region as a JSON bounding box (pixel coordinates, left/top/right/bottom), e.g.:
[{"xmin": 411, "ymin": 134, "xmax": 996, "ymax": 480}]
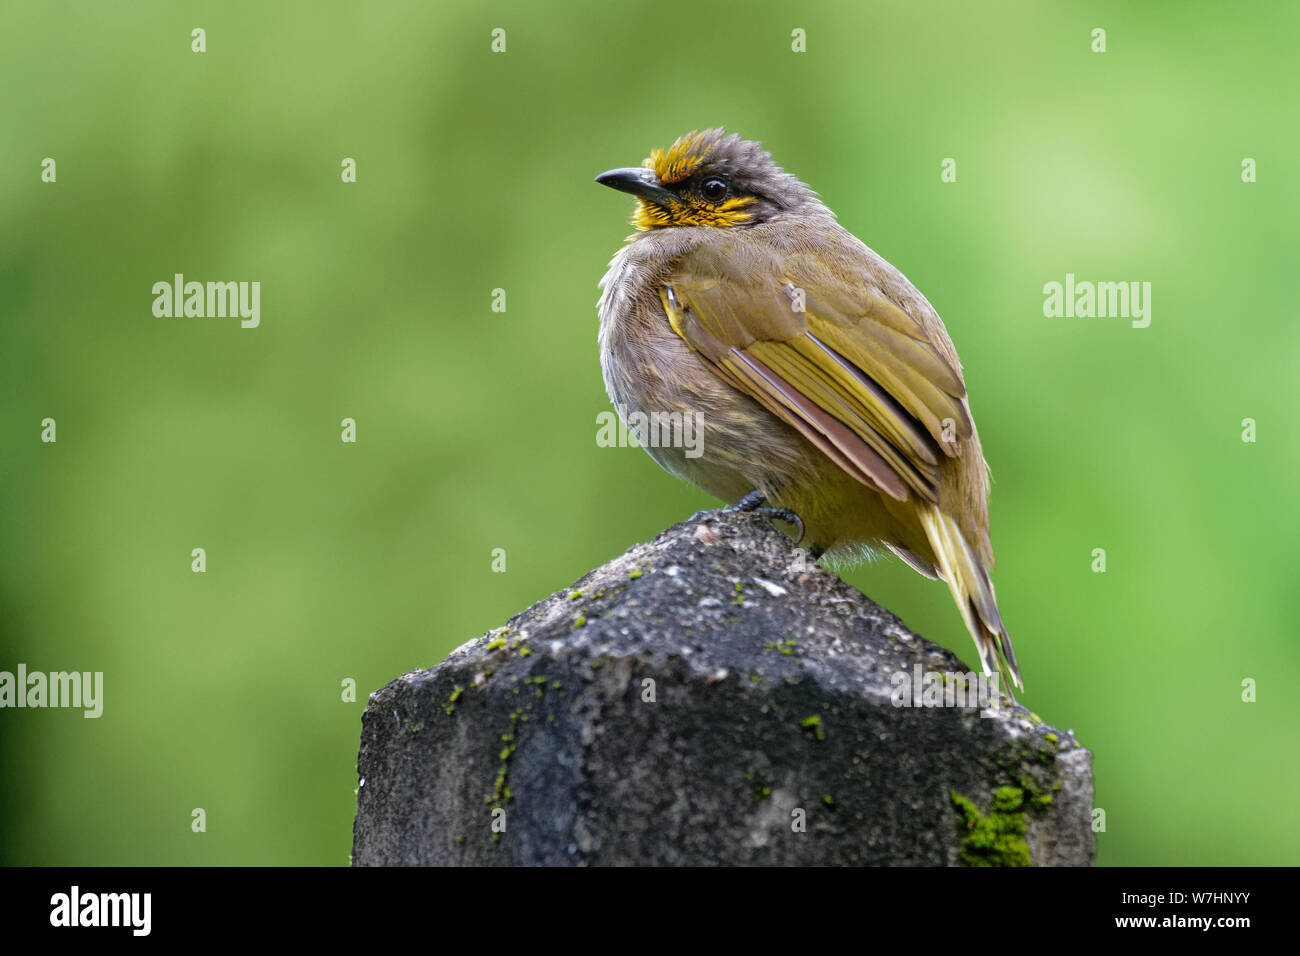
[
  {"xmin": 688, "ymin": 490, "xmax": 765, "ymax": 522},
  {"xmin": 723, "ymin": 490, "xmax": 806, "ymax": 546},
  {"xmin": 725, "ymin": 489, "xmax": 768, "ymax": 512}
]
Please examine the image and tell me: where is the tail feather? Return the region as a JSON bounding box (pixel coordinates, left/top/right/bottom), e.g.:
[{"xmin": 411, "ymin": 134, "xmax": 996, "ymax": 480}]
[
  {"xmin": 887, "ymin": 543, "xmax": 940, "ymax": 580},
  {"xmin": 917, "ymin": 505, "xmax": 1022, "ymax": 697}
]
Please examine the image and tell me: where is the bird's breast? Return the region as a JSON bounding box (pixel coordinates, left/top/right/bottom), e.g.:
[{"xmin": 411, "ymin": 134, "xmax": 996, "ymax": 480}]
[{"xmin": 595, "ymin": 237, "xmax": 813, "ymax": 501}]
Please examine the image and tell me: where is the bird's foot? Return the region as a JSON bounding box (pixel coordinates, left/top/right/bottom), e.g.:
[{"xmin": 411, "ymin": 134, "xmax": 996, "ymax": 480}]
[{"xmin": 721, "ymin": 491, "xmax": 806, "ymax": 546}]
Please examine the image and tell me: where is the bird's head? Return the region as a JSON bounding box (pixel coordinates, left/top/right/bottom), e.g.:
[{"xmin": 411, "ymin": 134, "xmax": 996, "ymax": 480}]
[{"xmin": 596, "ymin": 128, "xmax": 824, "ymax": 231}]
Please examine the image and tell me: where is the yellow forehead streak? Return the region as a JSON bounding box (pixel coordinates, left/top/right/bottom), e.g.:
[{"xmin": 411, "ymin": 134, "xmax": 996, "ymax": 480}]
[
  {"xmin": 631, "ymin": 195, "xmax": 756, "ymax": 231},
  {"xmin": 647, "ymin": 130, "xmax": 713, "ymax": 184}
]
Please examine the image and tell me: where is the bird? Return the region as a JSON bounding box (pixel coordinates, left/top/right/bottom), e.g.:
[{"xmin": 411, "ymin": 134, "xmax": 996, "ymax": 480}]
[{"xmin": 595, "ymin": 128, "xmax": 1021, "ymax": 696}]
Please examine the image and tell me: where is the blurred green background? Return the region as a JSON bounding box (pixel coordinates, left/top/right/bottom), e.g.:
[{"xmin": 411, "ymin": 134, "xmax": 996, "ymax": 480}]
[{"xmin": 2, "ymin": 0, "xmax": 1297, "ymax": 866}]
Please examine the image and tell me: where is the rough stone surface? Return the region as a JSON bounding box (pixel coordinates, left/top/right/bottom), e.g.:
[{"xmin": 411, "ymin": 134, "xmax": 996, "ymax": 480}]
[{"xmin": 352, "ymin": 510, "xmax": 1095, "ymax": 866}]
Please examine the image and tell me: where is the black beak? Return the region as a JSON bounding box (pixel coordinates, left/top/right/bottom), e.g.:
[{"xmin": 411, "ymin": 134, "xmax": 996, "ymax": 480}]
[{"xmin": 595, "ymin": 166, "xmax": 675, "ymax": 206}]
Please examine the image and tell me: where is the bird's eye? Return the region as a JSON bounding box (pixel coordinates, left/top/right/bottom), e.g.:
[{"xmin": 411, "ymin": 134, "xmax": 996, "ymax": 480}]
[{"xmin": 699, "ymin": 178, "xmax": 728, "ymax": 203}]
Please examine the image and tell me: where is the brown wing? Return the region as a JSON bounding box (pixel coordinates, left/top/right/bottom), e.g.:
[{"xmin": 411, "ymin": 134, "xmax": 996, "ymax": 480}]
[{"xmin": 661, "ymin": 231, "xmax": 972, "ymax": 503}]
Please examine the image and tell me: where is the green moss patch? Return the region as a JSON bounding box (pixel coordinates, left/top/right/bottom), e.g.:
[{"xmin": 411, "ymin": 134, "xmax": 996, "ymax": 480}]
[{"xmin": 950, "ymin": 786, "xmax": 1032, "ymax": 867}]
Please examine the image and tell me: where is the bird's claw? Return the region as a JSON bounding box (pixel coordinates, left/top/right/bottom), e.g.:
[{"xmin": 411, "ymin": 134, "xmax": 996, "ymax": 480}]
[{"xmin": 721, "ymin": 491, "xmax": 806, "ymax": 546}]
